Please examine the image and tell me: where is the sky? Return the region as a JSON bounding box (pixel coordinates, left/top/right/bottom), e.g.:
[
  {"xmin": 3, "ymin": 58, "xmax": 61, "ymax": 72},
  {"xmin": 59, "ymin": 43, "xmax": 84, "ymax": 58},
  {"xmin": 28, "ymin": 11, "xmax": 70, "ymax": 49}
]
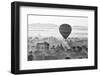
[{"xmin": 28, "ymin": 14, "xmax": 88, "ymax": 39}]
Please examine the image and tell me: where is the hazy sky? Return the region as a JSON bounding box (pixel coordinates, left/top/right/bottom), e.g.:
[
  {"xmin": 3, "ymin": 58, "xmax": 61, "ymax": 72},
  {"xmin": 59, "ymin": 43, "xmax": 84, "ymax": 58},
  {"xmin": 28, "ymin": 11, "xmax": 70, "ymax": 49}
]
[{"xmin": 28, "ymin": 14, "xmax": 88, "ymax": 39}]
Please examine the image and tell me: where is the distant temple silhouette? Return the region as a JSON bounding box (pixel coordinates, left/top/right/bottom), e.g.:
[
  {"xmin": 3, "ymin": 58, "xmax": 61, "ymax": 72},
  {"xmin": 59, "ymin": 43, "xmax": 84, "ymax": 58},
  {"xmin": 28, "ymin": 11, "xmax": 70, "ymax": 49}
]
[{"xmin": 36, "ymin": 42, "xmax": 49, "ymax": 53}]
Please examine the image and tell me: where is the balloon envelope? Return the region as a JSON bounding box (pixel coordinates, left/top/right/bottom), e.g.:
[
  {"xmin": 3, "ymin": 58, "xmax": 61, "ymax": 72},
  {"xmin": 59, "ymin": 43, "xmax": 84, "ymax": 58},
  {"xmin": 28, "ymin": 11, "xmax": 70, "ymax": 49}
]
[{"xmin": 59, "ymin": 24, "xmax": 72, "ymax": 39}]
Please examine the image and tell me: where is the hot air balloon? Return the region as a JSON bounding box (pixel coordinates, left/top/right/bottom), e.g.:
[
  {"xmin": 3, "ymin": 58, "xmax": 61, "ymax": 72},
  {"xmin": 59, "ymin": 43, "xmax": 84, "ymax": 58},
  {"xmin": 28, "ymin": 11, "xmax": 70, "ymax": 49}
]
[
  {"xmin": 59, "ymin": 24, "xmax": 72, "ymax": 40},
  {"xmin": 59, "ymin": 24, "xmax": 72, "ymax": 49}
]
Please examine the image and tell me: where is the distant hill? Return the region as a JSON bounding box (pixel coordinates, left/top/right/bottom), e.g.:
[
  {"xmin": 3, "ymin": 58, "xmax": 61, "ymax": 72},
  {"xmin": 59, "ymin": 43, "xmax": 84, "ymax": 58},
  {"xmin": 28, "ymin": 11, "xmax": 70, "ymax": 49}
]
[
  {"xmin": 28, "ymin": 36, "xmax": 88, "ymax": 51},
  {"xmin": 30, "ymin": 36, "xmax": 70, "ymax": 49}
]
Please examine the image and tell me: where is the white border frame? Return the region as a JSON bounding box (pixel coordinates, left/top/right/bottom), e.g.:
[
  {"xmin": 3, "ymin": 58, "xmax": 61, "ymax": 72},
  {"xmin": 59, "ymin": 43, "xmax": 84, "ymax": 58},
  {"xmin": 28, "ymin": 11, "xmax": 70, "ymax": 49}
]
[{"xmin": 20, "ymin": 6, "xmax": 95, "ymax": 70}]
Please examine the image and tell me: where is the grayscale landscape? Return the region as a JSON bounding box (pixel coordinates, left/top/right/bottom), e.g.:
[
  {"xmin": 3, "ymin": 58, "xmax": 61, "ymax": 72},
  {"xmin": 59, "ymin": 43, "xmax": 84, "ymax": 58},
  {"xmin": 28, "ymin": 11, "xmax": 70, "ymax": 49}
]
[
  {"xmin": 27, "ymin": 15, "xmax": 88, "ymax": 61},
  {"xmin": 28, "ymin": 36, "xmax": 88, "ymax": 61}
]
